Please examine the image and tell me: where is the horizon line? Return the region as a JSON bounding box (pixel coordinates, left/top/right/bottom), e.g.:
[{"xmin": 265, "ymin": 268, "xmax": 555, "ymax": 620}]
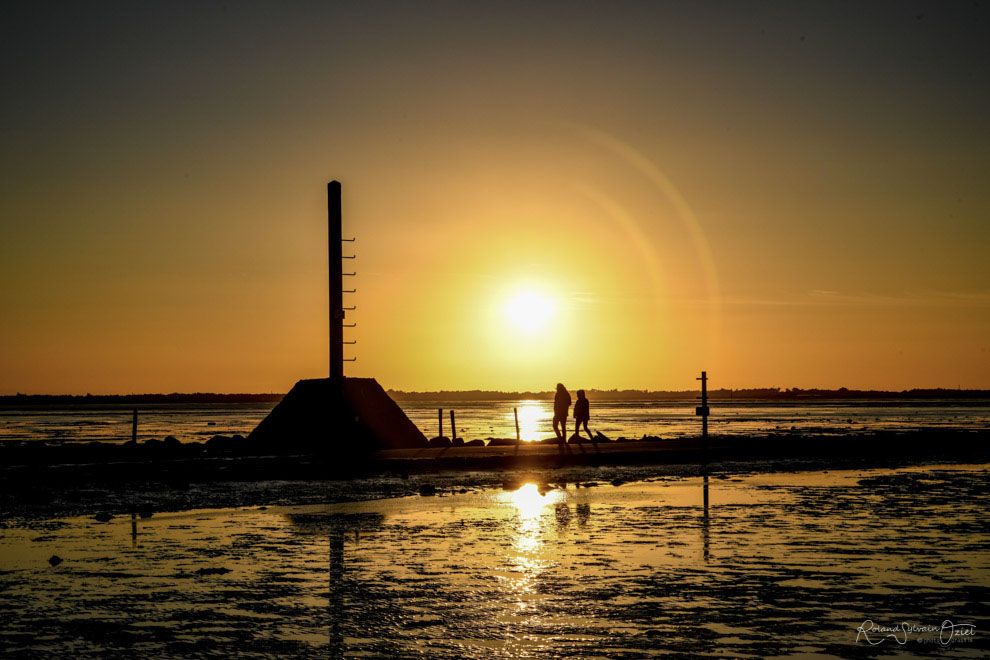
[{"xmin": 2, "ymin": 385, "xmax": 989, "ymax": 399}]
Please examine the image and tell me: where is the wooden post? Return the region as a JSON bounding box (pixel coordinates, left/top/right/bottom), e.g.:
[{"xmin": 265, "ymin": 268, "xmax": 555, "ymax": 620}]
[
  {"xmin": 328, "ymin": 181, "xmax": 343, "ymax": 381},
  {"xmin": 514, "ymin": 408, "xmax": 520, "ymax": 443},
  {"xmin": 131, "ymin": 409, "xmax": 138, "ymax": 443},
  {"xmin": 438, "ymin": 408, "xmax": 443, "ymax": 439},
  {"xmin": 450, "ymin": 410, "xmax": 457, "ymax": 443}
]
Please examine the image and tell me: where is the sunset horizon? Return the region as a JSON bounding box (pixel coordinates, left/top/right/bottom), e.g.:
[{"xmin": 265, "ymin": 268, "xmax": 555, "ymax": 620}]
[
  {"xmin": 2, "ymin": 3, "xmax": 987, "ymax": 657},
  {"xmin": 3, "ymin": 168, "xmax": 987, "ymax": 395},
  {"xmin": 2, "ymin": 3, "xmax": 987, "ymax": 396},
  {"xmin": 5, "ymin": 381, "xmax": 990, "ymax": 398}
]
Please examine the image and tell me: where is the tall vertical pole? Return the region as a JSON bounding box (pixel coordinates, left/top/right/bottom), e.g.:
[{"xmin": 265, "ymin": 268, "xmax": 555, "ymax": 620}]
[
  {"xmin": 131, "ymin": 409, "xmax": 138, "ymax": 443},
  {"xmin": 438, "ymin": 408, "xmax": 443, "ymax": 439},
  {"xmin": 514, "ymin": 408, "xmax": 520, "ymax": 444},
  {"xmin": 328, "ymin": 181, "xmax": 343, "ymax": 381},
  {"xmin": 450, "ymin": 410, "xmax": 457, "ymax": 443}
]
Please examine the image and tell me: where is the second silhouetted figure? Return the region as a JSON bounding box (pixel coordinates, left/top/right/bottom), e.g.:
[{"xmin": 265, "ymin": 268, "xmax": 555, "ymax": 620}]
[{"xmin": 573, "ymin": 389, "xmax": 594, "ymax": 441}]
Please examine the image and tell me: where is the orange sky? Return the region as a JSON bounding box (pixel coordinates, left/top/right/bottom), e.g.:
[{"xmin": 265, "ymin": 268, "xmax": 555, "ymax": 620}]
[{"xmin": 1, "ymin": 2, "xmax": 988, "ymax": 394}]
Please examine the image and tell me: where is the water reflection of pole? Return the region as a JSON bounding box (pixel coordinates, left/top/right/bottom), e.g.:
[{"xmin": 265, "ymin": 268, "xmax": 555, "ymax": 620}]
[
  {"xmin": 131, "ymin": 512, "xmax": 137, "ymax": 547},
  {"xmin": 329, "ymin": 528, "xmax": 344, "ymax": 656},
  {"xmin": 702, "ymin": 471, "xmax": 710, "ymax": 562}
]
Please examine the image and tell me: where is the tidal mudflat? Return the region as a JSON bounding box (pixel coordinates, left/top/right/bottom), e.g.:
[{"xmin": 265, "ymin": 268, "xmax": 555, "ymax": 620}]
[{"xmin": 2, "ymin": 465, "xmax": 987, "ymax": 657}]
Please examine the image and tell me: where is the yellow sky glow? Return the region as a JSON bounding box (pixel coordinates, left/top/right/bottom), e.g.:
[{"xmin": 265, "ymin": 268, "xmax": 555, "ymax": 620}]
[{"xmin": 1, "ymin": 4, "xmax": 987, "ymax": 394}]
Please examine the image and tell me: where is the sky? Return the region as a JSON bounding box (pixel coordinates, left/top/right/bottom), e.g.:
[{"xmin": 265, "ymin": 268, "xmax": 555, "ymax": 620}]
[{"xmin": 1, "ymin": 1, "xmax": 988, "ymax": 394}]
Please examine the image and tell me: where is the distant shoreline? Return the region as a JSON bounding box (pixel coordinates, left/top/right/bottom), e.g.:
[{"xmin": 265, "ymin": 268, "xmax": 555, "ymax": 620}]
[{"xmin": 1, "ymin": 387, "xmax": 989, "ymax": 406}]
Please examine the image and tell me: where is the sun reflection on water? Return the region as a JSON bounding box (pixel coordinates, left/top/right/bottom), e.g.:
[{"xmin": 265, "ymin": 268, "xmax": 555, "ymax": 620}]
[
  {"xmin": 511, "ymin": 403, "xmax": 549, "ymax": 442},
  {"xmin": 507, "ymin": 483, "xmax": 560, "ymax": 518},
  {"xmin": 498, "ymin": 482, "xmax": 568, "ymax": 609}
]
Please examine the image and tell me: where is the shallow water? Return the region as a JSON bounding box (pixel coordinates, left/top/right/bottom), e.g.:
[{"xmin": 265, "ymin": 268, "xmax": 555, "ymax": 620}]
[
  {"xmin": 2, "ymin": 465, "xmax": 987, "ymax": 657},
  {"xmin": 0, "ymin": 403, "xmax": 273, "ymax": 444},
  {"xmin": 401, "ymin": 398, "xmax": 990, "ymax": 442},
  {"xmin": 2, "ymin": 399, "xmax": 988, "ymax": 444}
]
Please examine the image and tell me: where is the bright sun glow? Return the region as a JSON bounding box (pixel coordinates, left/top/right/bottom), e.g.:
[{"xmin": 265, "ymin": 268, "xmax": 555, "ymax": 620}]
[
  {"xmin": 511, "ymin": 402, "xmax": 548, "ymax": 443},
  {"xmin": 505, "ymin": 292, "xmax": 554, "ymax": 331},
  {"xmin": 506, "ymin": 482, "xmax": 563, "ymax": 519}
]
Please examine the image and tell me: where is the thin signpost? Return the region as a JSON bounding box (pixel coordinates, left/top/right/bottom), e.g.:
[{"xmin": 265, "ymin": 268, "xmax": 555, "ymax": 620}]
[
  {"xmin": 696, "ymin": 371, "xmax": 710, "ymax": 450},
  {"xmin": 697, "ymin": 370, "xmax": 712, "ymax": 561}
]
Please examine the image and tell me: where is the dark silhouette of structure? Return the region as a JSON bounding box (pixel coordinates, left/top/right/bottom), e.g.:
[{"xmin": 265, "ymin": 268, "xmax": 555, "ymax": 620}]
[
  {"xmin": 329, "ymin": 180, "xmax": 345, "ymax": 380},
  {"xmin": 248, "ymin": 377, "xmax": 426, "ymax": 451},
  {"xmin": 248, "ymin": 181, "xmax": 427, "ymax": 452}
]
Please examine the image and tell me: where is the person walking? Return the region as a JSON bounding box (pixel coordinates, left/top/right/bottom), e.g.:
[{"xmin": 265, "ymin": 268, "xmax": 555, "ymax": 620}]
[
  {"xmin": 573, "ymin": 389, "xmax": 594, "ymax": 442},
  {"xmin": 553, "ymin": 383, "xmax": 571, "ymax": 441}
]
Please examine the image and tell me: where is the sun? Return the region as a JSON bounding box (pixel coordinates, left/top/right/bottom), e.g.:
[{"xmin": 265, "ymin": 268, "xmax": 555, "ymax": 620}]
[{"xmin": 505, "ymin": 291, "xmax": 554, "ymax": 331}]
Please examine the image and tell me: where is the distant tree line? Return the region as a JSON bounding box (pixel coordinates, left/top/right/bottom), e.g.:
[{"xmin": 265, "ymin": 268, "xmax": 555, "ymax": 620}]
[
  {"xmin": 2, "ymin": 387, "xmax": 987, "ymax": 406},
  {"xmin": 386, "ymin": 387, "xmax": 990, "ymax": 401},
  {"xmin": 0, "ymin": 393, "xmax": 284, "ymax": 406}
]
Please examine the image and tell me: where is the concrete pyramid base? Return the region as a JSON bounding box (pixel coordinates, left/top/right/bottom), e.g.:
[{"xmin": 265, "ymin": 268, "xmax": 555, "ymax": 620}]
[{"xmin": 248, "ymin": 377, "xmax": 427, "ymax": 453}]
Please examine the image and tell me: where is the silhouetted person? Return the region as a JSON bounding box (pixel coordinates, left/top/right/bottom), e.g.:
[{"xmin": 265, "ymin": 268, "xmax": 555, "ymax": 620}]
[
  {"xmin": 553, "ymin": 383, "xmax": 571, "ymax": 440},
  {"xmin": 573, "ymin": 389, "xmax": 594, "ymax": 441}
]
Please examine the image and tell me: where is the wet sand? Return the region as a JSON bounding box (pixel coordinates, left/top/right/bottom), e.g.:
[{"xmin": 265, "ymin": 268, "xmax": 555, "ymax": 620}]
[
  {"xmin": 2, "ymin": 429, "xmax": 987, "ymax": 521},
  {"xmin": 1, "ymin": 464, "xmax": 987, "ymax": 657}
]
